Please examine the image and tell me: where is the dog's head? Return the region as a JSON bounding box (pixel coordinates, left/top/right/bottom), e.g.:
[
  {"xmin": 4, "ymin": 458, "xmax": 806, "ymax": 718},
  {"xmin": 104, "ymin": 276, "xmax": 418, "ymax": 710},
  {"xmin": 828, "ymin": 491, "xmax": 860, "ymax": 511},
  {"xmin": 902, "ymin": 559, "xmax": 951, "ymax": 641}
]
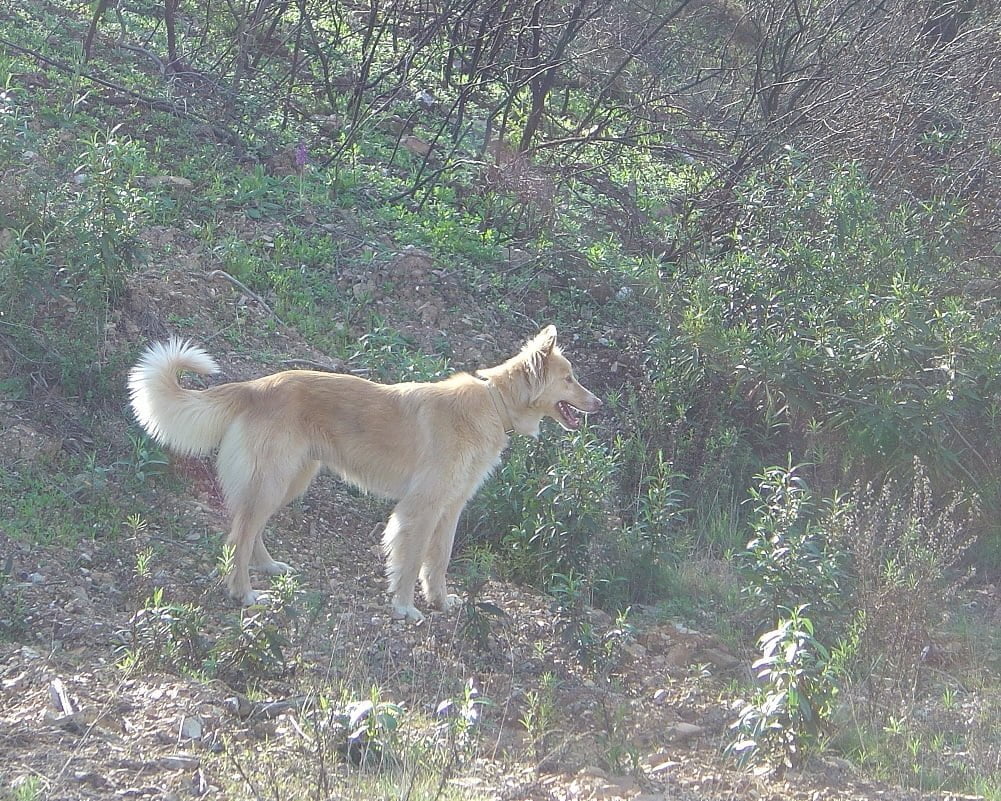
[{"xmin": 502, "ymin": 325, "xmax": 602, "ymax": 436}]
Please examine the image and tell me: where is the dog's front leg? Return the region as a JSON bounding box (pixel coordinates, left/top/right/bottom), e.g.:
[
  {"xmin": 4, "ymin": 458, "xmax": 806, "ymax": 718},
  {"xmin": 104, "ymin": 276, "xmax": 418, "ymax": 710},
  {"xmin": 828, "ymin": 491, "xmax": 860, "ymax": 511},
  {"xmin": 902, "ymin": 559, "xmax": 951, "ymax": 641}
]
[
  {"xmin": 420, "ymin": 500, "xmax": 465, "ymax": 612},
  {"xmin": 382, "ymin": 495, "xmax": 439, "ymax": 622}
]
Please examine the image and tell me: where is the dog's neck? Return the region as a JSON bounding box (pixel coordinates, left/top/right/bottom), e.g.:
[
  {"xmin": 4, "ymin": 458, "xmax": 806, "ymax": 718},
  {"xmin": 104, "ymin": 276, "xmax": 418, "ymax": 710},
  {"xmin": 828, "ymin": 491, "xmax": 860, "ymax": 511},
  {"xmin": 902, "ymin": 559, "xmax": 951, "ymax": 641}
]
[{"xmin": 473, "ymin": 371, "xmax": 515, "ymax": 436}]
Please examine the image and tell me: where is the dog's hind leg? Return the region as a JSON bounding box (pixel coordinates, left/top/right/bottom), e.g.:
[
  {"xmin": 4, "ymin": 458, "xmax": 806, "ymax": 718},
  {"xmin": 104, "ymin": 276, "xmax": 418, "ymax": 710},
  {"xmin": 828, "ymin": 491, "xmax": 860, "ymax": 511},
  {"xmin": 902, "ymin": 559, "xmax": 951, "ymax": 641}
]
[
  {"xmin": 251, "ymin": 460, "xmax": 321, "ymax": 575},
  {"xmin": 383, "ymin": 493, "xmax": 439, "ymax": 621},
  {"xmin": 225, "ymin": 505, "xmax": 275, "ymax": 605},
  {"xmin": 420, "ymin": 500, "xmax": 465, "ymax": 612},
  {"xmin": 218, "ymin": 428, "xmax": 300, "ymax": 605}
]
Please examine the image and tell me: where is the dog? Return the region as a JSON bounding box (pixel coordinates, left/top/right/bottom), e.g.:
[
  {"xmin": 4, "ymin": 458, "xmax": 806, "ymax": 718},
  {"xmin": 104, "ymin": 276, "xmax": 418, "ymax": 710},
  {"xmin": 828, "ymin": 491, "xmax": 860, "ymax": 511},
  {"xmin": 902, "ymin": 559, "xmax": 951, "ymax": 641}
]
[{"xmin": 128, "ymin": 325, "xmax": 601, "ymax": 620}]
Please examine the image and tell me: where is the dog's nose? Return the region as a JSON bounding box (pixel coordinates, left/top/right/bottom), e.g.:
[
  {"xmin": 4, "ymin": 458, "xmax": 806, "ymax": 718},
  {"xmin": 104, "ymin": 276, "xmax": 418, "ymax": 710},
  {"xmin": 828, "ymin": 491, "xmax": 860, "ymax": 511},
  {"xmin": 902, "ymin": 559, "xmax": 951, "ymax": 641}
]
[{"xmin": 590, "ymin": 395, "xmax": 603, "ymax": 411}]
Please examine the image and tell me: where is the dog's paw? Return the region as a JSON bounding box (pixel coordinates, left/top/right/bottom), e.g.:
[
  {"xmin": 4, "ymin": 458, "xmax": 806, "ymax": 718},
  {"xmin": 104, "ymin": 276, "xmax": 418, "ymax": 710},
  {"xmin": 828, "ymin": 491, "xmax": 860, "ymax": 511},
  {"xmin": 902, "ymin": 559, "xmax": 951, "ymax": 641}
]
[
  {"xmin": 253, "ymin": 560, "xmax": 295, "ymax": 576},
  {"xmin": 390, "ymin": 604, "xmax": 425, "ymax": 623},
  {"xmin": 235, "ymin": 589, "xmax": 269, "ymax": 606}
]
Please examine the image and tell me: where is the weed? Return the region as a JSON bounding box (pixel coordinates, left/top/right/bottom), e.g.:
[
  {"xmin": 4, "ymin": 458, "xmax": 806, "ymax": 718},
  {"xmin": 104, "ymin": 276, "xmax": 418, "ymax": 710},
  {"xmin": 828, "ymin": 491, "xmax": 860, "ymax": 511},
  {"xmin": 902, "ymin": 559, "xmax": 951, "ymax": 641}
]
[
  {"xmin": 0, "ymin": 555, "xmax": 28, "ymax": 641},
  {"xmin": 739, "ymin": 460, "xmax": 849, "ymax": 629},
  {"xmin": 315, "ymin": 686, "xmax": 406, "ymax": 769},
  {"xmin": 520, "ymin": 672, "xmax": 558, "ymax": 759},
  {"xmin": 597, "ymin": 697, "xmax": 641, "ymax": 776},
  {"xmin": 117, "ymin": 585, "xmax": 207, "ymax": 673},
  {"xmin": 122, "ymin": 432, "xmax": 169, "ymax": 483},
  {"xmin": 434, "ymin": 678, "xmax": 489, "ymax": 759},
  {"xmin": 1, "ymin": 458, "xmax": 126, "ymax": 544},
  {"xmin": 838, "ymin": 460, "xmax": 975, "ymax": 712},
  {"xmin": 0, "ymin": 124, "xmax": 146, "ymax": 399},
  {"xmin": 728, "ymin": 605, "xmax": 840, "ymax": 771},
  {"xmin": 212, "ymin": 573, "xmax": 303, "ymax": 686},
  {"xmin": 3, "ymin": 775, "xmax": 46, "ymax": 801},
  {"xmin": 453, "ymin": 547, "xmax": 508, "ymax": 651}
]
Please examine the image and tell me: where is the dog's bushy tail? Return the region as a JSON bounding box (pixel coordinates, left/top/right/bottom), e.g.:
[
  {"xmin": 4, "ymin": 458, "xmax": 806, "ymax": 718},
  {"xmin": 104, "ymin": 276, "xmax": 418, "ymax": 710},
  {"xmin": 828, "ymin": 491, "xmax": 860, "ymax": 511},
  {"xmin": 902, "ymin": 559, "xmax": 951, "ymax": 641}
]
[{"xmin": 128, "ymin": 338, "xmax": 233, "ymax": 456}]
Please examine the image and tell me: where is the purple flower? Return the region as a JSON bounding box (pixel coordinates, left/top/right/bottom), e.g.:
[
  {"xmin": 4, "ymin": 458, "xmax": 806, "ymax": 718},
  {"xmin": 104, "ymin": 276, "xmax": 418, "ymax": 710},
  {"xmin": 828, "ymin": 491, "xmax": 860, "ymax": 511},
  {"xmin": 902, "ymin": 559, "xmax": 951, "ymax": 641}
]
[{"xmin": 294, "ymin": 141, "xmax": 308, "ymax": 170}]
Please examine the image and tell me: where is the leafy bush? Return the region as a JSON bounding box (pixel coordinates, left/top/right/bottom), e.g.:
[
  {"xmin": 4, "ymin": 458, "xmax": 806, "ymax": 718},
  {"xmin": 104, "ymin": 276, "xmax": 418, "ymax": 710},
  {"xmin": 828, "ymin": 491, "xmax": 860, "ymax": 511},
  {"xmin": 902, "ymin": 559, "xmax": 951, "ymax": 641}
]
[
  {"xmin": 731, "ymin": 458, "xmax": 978, "ymax": 781},
  {"xmin": 468, "ymin": 425, "xmax": 693, "ymax": 613},
  {"xmin": 118, "ymin": 584, "xmax": 208, "ymax": 673},
  {"xmin": 659, "ymin": 157, "xmax": 1000, "ymax": 550},
  {"xmin": 0, "ymin": 556, "xmax": 28, "ymax": 641},
  {"xmin": 471, "ymin": 430, "xmax": 616, "ymax": 591},
  {"xmin": 328, "ymin": 688, "xmax": 405, "ymax": 769},
  {"xmin": 452, "ymin": 547, "xmax": 509, "ymax": 651},
  {"xmin": 740, "ymin": 461, "xmax": 849, "ymax": 629},
  {"xmin": 0, "ymin": 125, "xmax": 148, "ymax": 399},
  {"xmin": 211, "ymin": 573, "xmax": 304, "ymax": 685},
  {"xmin": 118, "ymin": 545, "xmax": 307, "ymax": 685},
  {"xmin": 729, "ymin": 605, "xmax": 841, "ymax": 771}
]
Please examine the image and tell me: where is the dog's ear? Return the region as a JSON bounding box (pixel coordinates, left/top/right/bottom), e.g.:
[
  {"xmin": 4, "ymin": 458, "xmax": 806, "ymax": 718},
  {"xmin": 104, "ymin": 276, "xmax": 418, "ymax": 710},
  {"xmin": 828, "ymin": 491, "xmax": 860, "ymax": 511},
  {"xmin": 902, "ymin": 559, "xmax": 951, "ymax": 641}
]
[
  {"xmin": 536, "ymin": 325, "xmax": 558, "ymax": 355},
  {"xmin": 522, "ymin": 325, "xmax": 558, "ymax": 386}
]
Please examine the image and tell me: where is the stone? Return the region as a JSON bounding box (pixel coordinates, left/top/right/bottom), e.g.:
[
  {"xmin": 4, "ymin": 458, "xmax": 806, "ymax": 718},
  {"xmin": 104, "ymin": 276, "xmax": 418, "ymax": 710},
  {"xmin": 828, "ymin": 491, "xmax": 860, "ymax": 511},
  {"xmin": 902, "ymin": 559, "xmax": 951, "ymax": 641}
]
[
  {"xmin": 49, "ymin": 678, "xmax": 74, "ymax": 715},
  {"xmin": 180, "ymin": 716, "xmax": 203, "ymax": 740},
  {"xmin": 391, "ymin": 246, "xmax": 434, "ymax": 277},
  {"xmin": 640, "ymin": 629, "xmax": 673, "ymax": 654},
  {"xmin": 664, "ymin": 643, "xmax": 695, "ymax": 668},
  {"xmin": 72, "ymin": 771, "xmax": 110, "ymax": 789},
  {"xmin": 703, "ymin": 647, "xmax": 740, "ymax": 670},
  {"xmin": 623, "ymin": 642, "xmax": 647, "ymax": 660},
  {"xmin": 401, "ymin": 135, "xmax": 431, "ymax": 157},
  {"xmin": 646, "ymin": 751, "xmax": 680, "ymax": 774},
  {"xmin": 669, "ymin": 722, "xmax": 704, "ymax": 741},
  {"xmin": 587, "ymin": 606, "xmax": 614, "ymax": 627},
  {"xmin": 147, "ymin": 176, "xmax": 194, "ymax": 191},
  {"xmin": 159, "ymin": 754, "xmax": 200, "ymax": 771},
  {"xmin": 578, "ymin": 766, "xmax": 609, "ymax": 780}
]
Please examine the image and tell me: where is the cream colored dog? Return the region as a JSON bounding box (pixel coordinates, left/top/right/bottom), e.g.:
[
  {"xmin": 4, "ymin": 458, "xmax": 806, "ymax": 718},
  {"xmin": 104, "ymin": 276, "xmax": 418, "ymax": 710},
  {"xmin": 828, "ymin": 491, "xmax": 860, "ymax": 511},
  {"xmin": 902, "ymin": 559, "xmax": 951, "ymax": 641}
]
[{"xmin": 128, "ymin": 326, "xmax": 601, "ymax": 620}]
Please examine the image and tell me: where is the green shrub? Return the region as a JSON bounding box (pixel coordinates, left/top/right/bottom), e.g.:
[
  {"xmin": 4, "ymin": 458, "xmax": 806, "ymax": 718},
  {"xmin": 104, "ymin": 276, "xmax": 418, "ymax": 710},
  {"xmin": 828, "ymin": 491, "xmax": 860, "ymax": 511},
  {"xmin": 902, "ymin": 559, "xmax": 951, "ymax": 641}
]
[
  {"xmin": 739, "ymin": 460, "xmax": 849, "ymax": 629},
  {"xmin": 0, "ymin": 558, "xmax": 28, "ymax": 642},
  {"xmin": 329, "ymin": 687, "xmax": 405, "ymax": 769},
  {"xmin": 477, "ymin": 429, "xmax": 617, "ymax": 591},
  {"xmin": 0, "ymin": 125, "xmax": 148, "ymax": 400},
  {"xmin": 118, "ymin": 584, "xmax": 208, "ymax": 673},
  {"xmin": 729, "ymin": 605, "xmax": 841, "ymax": 771},
  {"xmin": 658, "ymin": 156, "xmax": 1000, "ymax": 551},
  {"xmin": 467, "ymin": 426, "xmax": 695, "ymax": 614}
]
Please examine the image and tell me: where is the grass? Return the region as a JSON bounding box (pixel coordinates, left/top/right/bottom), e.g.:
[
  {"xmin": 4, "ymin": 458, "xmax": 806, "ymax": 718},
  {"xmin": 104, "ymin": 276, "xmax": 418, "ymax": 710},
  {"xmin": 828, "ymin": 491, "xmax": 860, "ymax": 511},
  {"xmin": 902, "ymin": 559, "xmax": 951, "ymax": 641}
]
[
  {"xmin": 2, "ymin": 457, "xmax": 130, "ymax": 544},
  {"xmin": 1, "ymin": 776, "xmax": 46, "ymax": 801}
]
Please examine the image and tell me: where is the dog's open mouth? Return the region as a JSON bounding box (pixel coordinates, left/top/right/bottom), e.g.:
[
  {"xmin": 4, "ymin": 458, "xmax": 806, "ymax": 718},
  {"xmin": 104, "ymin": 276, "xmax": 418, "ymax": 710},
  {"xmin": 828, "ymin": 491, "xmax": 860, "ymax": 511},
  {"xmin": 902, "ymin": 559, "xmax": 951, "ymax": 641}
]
[{"xmin": 556, "ymin": 400, "xmax": 584, "ymax": 431}]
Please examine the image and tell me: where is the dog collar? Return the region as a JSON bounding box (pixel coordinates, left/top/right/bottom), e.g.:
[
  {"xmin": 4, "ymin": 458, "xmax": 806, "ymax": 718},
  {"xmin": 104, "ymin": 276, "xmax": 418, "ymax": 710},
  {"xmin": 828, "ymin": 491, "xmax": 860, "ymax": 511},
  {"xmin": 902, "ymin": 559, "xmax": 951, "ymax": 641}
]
[{"xmin": 474, "ymin": 372, "xmax": 515, "ymax": 436}]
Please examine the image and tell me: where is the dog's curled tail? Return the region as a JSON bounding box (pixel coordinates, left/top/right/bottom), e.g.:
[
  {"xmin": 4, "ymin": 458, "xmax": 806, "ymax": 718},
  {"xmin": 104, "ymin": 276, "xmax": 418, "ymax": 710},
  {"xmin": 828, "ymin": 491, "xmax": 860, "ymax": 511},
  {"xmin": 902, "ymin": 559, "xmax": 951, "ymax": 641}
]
[{"xmin": 128, "ymin": 338, "xmax": 231, "ymax": 456}]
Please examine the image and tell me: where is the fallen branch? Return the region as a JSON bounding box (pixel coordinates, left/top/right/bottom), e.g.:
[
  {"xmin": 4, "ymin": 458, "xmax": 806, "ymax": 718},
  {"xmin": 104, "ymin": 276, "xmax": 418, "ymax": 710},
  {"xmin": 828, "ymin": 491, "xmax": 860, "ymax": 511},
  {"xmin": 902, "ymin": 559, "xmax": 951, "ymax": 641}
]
[
  {"xmin": 203, "ymin": 269, "xmax": 283, "ymax": 324},
  {"xmin": 281, "ymin": 358, "xmax": 370, "ymax": 376}
]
